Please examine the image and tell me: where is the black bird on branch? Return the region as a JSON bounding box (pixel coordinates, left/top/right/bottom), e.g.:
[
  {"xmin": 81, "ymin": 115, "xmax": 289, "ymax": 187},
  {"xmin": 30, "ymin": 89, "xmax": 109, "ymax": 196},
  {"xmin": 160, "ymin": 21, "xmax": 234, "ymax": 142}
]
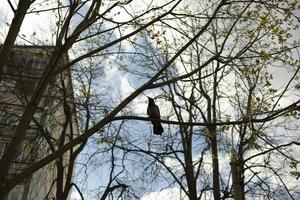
[{"xmin": 147, "ymin": 97, "xmax": 164, "ymax": 135}]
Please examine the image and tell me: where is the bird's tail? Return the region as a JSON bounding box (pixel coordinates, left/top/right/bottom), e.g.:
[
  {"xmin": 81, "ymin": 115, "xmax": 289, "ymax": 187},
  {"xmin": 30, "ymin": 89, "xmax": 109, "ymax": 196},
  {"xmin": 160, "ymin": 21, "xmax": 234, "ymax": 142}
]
[{"xmin": 153, "ymin": 123, "xmax": 164, "ymax": 135}]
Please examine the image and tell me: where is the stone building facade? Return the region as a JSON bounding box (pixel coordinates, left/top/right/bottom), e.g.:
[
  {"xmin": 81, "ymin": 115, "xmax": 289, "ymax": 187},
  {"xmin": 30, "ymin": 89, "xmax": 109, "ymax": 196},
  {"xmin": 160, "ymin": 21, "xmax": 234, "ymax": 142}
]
[{"xmin": 0, "ymin": 46, "xmax": 77, "ymax": 200}]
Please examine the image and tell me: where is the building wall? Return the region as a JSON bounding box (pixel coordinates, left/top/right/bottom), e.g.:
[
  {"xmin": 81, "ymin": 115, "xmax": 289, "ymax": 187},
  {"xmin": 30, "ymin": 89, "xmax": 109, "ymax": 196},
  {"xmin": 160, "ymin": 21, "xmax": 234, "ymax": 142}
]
[{"xmin": 0, "ymin": 46, "xmax": 77, "ymax": 200}]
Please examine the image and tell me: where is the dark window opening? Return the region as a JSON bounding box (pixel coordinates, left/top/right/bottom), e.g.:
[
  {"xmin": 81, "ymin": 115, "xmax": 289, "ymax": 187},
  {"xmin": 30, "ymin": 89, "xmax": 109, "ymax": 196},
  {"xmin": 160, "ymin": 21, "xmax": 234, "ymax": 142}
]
[{"xmin": 14, "ymin": 78, "xmax": 37, "ymax": 96}]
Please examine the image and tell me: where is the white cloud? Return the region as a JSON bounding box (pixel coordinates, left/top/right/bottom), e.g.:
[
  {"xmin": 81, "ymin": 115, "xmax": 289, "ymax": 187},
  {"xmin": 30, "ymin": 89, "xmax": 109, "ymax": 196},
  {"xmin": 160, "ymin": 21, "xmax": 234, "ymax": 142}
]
[
  {"xmin": 141, "ymin": 187, "xmax": 188, "ymax": 200},
  {"xmin": 70, "ymin": 191, "xmax": 83, "ymax": 200},
  {"xmin": 163, "ymin": 157, "xmax": 184, "ymax": 173},
  {"xmin": 120, "ymin": 75, "xmax": 135, "ymax": 97}
]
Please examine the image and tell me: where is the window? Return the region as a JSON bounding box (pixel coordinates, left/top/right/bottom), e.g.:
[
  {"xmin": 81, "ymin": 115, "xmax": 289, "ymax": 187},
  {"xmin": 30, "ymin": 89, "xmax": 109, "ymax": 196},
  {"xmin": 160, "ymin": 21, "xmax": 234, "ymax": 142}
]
[
  {"xmin": 14, "ymin": 78, "xmax": 36, "ymax": 95},
  {"xmin": 33, "ymin": 60, "xmax": 41, "ymax": 69},
  {"xmin": 0, "ymin": 141, "xmax": 8, "ymax": 159},
  {"xmin": 15, "ymin": 143, "xmax": 25, "ymax": 162},
  {"xmin": 0, "ymin": 141, "xmax": 25, "ymax": 161}
]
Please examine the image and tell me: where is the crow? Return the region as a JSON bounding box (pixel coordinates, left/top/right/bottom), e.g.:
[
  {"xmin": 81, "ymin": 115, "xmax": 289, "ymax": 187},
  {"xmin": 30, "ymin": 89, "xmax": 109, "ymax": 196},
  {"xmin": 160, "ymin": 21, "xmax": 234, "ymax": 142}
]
[{"xmin": 147, "ymin": 97, "xmax": 164, "ymax": 135}]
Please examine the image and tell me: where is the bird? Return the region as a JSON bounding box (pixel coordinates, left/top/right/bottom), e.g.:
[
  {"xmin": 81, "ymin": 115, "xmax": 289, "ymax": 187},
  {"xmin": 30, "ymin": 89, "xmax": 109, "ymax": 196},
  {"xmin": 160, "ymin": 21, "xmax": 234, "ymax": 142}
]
[{"xmin": 147, "ymin": 97, "xmax": 164, "ymax": 135}]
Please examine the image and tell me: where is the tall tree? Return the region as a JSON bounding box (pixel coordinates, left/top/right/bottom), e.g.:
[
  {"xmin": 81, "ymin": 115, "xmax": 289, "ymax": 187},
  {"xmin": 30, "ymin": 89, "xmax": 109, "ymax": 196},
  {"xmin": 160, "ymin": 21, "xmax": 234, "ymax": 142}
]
[{"xmin": 0, "ymin": 0, "xmax": 299, "ymax": 199}]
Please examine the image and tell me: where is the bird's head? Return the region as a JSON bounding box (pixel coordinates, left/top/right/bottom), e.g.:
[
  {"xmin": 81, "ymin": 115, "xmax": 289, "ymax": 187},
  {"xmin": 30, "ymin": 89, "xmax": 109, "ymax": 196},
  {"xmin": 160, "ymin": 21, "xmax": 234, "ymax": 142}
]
[{"xmin": 147, "ymin": 96, "xmax": 154, "ymax": 103}]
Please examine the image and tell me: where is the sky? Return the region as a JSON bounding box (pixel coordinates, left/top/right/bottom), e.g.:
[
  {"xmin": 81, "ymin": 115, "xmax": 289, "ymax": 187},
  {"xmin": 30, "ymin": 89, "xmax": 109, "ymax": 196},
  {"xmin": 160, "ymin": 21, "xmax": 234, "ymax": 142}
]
[{"xmin": 1, "ymin": 0, "xmax": 300, "ymax": 199}]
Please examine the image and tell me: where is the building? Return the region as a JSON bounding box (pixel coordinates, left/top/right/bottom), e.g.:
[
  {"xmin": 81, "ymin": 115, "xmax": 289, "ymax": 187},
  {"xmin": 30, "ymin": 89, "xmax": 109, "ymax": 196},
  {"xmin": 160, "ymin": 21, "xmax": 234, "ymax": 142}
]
[{"xmin": 0, "ymin": 46, "xmax": 77, "ymax": 200}]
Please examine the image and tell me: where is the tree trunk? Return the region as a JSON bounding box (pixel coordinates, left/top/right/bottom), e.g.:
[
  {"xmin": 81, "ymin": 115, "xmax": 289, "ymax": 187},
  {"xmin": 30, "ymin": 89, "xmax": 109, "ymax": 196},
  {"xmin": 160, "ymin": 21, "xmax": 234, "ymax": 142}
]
[
  {"xmin": 230, "ymin": 149, "xmax": 243, "ymax": 200},
  {"xmin": 210, "ymin": 126, "xmax": 221, "ymax": 200},
  {"xmin": 184, "ymin": 134, "xmax": 198, "ymax": 200},
  {"xmin": 56, "ymin": 157, "xmax": 64, "ymax": 200}
]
